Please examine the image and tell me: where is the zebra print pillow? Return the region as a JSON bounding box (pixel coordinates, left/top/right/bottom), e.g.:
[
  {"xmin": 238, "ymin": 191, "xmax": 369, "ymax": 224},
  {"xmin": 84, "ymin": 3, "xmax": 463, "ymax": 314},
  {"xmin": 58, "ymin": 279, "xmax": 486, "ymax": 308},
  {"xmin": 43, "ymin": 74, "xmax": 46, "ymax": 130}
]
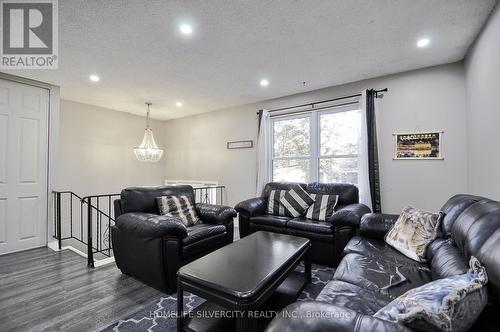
[
  {"xmin": 157, "ymin": 195, "xmax": 200, "ymax": 227},
  {"xmin": 267, "ymin": 189, "xmax": 288, "ymax": 216},
  {"xmin": 305, "ymin": 194, "xmax": 339, "ymax": 221},
  {"xmin": 280, "ymin": 184, "xmax": 315, "ymax": 217}
]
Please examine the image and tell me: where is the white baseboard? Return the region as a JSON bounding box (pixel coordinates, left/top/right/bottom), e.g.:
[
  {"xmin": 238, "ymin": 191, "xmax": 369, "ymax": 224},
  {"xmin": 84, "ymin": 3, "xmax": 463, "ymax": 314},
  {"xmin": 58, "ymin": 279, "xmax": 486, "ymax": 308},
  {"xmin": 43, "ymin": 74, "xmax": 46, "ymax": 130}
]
[
  {"xmin": 94, "ymin": 256, "xmax": 115, "ymax": 267},
  {"xmin": 47, "ymin": 240, "xmax": 115, "ymax": 267}
]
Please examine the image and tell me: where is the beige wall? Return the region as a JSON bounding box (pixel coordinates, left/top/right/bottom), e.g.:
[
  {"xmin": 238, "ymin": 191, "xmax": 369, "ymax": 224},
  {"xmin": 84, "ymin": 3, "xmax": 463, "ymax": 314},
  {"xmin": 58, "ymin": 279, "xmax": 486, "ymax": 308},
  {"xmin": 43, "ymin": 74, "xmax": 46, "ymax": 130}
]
[
  {"xmin": 57, "ymin": 5, "xmax": 499, "ymax": 213},
  {"xmin": 164, "ymin": 62, "xmax": 468, "ymax": 213},
  {"xmin": 57, "ymin": 100, "xmax": 166, "ymax": 196},
  {"xmin": 465, "ymin": 3, "xmax": 500, "ymax": 200}
]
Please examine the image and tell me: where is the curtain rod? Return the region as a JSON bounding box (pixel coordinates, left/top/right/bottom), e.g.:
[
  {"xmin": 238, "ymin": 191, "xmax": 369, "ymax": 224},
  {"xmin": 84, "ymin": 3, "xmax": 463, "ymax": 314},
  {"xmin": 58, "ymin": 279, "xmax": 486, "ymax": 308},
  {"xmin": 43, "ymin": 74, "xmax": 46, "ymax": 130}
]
[{"xmin": 257, "ymin": 88, "xmax": 388, "ymax": 114}]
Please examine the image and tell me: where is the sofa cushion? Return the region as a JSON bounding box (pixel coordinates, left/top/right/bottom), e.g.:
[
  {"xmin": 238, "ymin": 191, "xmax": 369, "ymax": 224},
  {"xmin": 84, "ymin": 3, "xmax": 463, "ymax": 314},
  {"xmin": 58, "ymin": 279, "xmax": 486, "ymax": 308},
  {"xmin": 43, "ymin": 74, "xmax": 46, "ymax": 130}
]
[
  {"xmin": 344, "ymin": 236, "xmax": 425, "ymax": 268},
  {"xmin": 157, "ymin": 195, "xmax": 200, "ymax": 226},
  {"xmin": 305, "ymin": 193, "xmax": 338, "ymax": 221},
  {"xmin": 428, "ymin": 238, "xmax": 469, "ymax": 280},
  {"xmin": 334, "ymin": 253, "xmax": 432, "ymax": 298},
  {"xmin": 251, "ymin": 215, "xmax": 290, "ymax": 228},
  {"xmin": 316, "ymin": 280, "xmax": 393, "ymax": 315},
  {"xmin": 385, "ymin": 206, "xmax": 441, "ymax": 262},
  {"xmin": 280, "ymin": 184, "xmax": 315, "ymax": 217},
  {"xmin": 267, "ymin": 189, "xmax": 289, "ymax": 216},
  {"xmin": 287, "ymin": 217, "xmax": 334, "ymax": 234},
  {"xmin": 183, "ymin": 223, "xmax": 226, "ymax": 245},
  {"xmin": 374, "ymin": 257, "xmax": 488, "ymax": 332}
]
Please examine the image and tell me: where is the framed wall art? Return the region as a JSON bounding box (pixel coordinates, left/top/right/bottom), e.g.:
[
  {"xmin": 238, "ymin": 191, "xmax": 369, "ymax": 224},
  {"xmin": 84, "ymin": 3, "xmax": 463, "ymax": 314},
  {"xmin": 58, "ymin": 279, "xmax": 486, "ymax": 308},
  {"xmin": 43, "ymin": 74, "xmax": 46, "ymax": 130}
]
[
  {"xmin": 393, "ymin": 132, "xmax": 444, "ymax": 160},
  {"xmin": 227, "ymin": 140, "xmax": 253, "ymax": 149}
]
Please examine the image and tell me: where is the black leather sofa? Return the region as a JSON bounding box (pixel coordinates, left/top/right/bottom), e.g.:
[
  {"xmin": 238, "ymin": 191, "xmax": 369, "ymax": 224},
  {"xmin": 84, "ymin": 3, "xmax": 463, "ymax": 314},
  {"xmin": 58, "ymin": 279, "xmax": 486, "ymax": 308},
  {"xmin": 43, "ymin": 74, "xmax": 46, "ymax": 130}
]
[
  {"xmin": 235, "ymin": 182, "xmax": 371, "ymax": 266},
  {"xmin": 266, "ymin": 194, "xmax": 500, "ymax": 331},
  {"xmin": 111, "ymin": 185, "xmax": 237, "ymax": 293}
]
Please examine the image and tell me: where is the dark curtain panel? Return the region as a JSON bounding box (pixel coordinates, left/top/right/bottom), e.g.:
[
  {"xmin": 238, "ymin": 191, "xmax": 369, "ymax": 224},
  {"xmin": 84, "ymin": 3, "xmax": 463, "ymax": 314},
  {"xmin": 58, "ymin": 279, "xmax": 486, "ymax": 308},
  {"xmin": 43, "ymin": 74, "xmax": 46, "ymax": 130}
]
[
  {"xmin": 366, "ymin": 89, "xmax": 382, "ymax": 213},
  {"xmin": 257, "ymin": 109, "xmax": 264, "ymax": 133}
]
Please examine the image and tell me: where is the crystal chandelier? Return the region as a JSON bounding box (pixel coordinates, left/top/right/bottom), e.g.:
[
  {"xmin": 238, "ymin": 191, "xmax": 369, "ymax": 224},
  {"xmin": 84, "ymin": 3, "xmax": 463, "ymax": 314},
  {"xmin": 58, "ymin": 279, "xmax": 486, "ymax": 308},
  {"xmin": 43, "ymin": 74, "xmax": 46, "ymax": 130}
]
[{"xmin": 134, "ymin": 102, "xmax": 164, "ymax": 162}]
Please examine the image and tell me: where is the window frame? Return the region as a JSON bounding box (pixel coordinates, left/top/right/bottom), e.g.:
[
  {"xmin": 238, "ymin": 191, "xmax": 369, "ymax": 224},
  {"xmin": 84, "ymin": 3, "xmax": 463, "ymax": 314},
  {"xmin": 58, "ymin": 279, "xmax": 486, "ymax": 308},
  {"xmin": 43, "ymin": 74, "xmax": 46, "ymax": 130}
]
[
  {"xmin": 270, "ymin": 102, "xmax": 360, "ymax": 184},
  {"xmin": 270, "ymin": 112, "xmax": 313, "ymax": 183},
  {"xmin": 317, "ymin": 104, "xmax": 361, "ymax": 184}
]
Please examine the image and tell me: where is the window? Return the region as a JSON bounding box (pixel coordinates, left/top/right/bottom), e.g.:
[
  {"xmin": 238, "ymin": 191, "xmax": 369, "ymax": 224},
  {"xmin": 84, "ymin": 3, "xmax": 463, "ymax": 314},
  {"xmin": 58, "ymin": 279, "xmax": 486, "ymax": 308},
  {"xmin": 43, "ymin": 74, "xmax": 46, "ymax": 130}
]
[
  {"xmin": 271, "ymin": 104, "xmax": 360, "ymax": 184},
  {"xmin": 272, "ymin": 115, "xmax": 310, "ymax": 182}
]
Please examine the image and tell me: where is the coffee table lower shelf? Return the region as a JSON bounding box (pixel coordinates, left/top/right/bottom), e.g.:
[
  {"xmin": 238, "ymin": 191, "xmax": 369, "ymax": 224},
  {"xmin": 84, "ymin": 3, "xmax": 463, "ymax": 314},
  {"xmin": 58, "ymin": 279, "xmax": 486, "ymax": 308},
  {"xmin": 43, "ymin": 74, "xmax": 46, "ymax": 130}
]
[{"xmin": 181, "ymin": 270, "xmax": 307, "ymax": 332}]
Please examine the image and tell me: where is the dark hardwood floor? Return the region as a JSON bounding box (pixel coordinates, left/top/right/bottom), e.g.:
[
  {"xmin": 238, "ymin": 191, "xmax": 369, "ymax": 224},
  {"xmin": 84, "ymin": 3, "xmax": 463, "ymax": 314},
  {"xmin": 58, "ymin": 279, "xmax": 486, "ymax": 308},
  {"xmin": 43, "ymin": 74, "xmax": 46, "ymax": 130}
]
[{"xmin": 0, "ymin": 247, "xmax": 163, "ymax": 332}]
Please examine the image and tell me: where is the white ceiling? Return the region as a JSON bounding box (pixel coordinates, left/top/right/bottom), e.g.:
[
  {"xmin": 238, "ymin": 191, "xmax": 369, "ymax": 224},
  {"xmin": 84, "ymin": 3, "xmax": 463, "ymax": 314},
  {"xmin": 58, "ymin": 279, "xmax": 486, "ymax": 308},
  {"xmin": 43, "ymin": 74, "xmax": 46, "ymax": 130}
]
[{"xmin": 4, "ymin": 0, "xmax": 497, "ymax": 120}]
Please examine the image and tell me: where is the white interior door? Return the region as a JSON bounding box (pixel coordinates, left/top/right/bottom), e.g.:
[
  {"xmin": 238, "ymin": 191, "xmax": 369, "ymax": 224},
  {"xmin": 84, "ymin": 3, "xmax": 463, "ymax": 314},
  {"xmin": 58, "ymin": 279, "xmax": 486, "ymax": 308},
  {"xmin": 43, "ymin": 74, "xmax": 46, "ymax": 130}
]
[{"xmin": 0, "ymin": 78, "xmax": 49, "ymax": 255}]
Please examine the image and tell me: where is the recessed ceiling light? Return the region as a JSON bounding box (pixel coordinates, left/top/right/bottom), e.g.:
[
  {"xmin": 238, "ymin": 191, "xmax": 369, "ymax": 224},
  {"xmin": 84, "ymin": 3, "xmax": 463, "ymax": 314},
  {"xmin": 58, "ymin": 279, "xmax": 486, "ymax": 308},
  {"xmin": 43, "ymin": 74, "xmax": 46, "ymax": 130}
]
[
  {"xmin": 179, "ymin": 24, "xmax": 193, "ymax": 35},
  {"xmin": 176, "ymin": 101, "xmax": 183, "ymax": 107},
  {"xmin": 417, "ymin": 38, "xmax": 430, "ymax": 48},
  {"xmin": 260, "ymin": 79, "xmax": 269, "ymax": 87},
  {"xmin": 89, "ymin": 74, "xmax": 100, "ymax": 82}
]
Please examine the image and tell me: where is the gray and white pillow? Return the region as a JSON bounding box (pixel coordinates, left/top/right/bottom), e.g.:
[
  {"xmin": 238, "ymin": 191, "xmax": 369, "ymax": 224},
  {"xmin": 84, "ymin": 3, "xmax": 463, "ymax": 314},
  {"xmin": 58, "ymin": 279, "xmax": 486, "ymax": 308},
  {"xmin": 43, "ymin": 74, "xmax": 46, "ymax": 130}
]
[
  {"xmin": 267, "ymin": 189, "xmax": 288, "ymax": 216},
  {"xmin": 305, "ymin": 194, "xmax": 339, "ymax": 221},
  {"xmin": 157, "ymin": 195, "xmax": 200, "ymax": 227},
  {"xmin": 280, "ymin": 184, "xmax": 315, "ymax": 217},
  {"xmin": 385, "ymin": 206, "xmax": 442, "ymax": 262},
  {"xmin": 374, "ymin": 256, "xmax": 488, "ymax": 332}
]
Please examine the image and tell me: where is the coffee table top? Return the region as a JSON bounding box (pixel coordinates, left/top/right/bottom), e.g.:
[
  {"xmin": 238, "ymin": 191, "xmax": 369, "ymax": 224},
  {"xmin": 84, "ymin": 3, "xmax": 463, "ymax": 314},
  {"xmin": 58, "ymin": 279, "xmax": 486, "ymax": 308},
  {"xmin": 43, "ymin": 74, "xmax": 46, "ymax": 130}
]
[{"xmin": 178, "ymin": 231, "xmax": 310, "ymax": 300}]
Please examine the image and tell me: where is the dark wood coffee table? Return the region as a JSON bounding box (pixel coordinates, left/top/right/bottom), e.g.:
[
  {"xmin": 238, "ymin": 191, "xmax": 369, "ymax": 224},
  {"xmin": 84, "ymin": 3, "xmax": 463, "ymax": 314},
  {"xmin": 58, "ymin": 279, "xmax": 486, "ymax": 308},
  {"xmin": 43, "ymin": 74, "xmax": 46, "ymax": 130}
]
[{"xmin": 177, "ymin": 231, "xmax": 311, "ymax": 332}]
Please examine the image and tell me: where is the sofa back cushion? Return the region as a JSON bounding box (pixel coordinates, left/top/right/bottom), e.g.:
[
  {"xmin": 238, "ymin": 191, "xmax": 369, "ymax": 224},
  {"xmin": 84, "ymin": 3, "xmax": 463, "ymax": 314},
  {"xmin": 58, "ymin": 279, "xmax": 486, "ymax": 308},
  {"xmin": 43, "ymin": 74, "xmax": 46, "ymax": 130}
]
[
  {"xmin": 262, "ymin": 182, "xmax": 306, "ymax": 198},
  {"xmin": 121, "ymin": 185, "xmax": 195, "ymax": 214},
  {"xmin": 262, "ymin": 182, "xmax": 359, "ymax": 208},
  {"xmin": 432, "ymin": 198, "xmax": 500, "ymax": 303},
  {"xmin": 478, "ymin": 227, "xmax": 500, "ymax": 300},
  {"xmin": 306, "ymin": 182, "xmax": 358, "ymax": 206},
  {"xmin": 439, "ymin": 194, "xmax": 487, "ymax": 238},
  {"xmin": 451, "ymin": 200, "xmax": 500, "ymax": 259}
]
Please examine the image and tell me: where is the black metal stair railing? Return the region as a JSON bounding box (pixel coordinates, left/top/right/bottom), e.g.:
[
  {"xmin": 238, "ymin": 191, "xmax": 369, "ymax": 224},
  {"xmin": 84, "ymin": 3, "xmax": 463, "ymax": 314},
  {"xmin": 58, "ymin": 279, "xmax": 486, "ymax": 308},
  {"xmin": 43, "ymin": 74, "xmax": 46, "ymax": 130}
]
[
  {"xmin": 81, "ymin": 194, "xmax": 120, "ymax": 267},
  {"xmin": 53, "ymin": 185, "xmax": 226, "ymax": 267},
  {"xmin": 52, "ymin": 191, "xmax": 119, "ymax": 267}
]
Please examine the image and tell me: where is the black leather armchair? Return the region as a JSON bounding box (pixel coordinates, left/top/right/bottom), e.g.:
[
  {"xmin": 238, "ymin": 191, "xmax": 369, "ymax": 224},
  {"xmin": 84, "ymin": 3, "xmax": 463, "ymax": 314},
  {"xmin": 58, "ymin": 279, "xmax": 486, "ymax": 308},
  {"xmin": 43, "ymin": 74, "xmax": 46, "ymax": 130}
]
[
  {"xmin": 266, "ymin": 194, "xmax": 500, "ymax": 331},
  {"xmin": 111, "ymin": 185, "xmax": 236, "ymax": 293},
  {"xmin": 235, "ymin": 182, "xmax": 371, "ymax": 266}
]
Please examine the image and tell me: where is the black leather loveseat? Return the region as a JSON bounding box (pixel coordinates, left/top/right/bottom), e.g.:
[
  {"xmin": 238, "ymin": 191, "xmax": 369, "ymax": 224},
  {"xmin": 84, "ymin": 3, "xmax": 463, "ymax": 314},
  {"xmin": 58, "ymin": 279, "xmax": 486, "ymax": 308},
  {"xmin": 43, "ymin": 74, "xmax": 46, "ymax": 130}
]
[
  {"xmin": 235, "ymin": 182, "xmax": 370, "ymax": 266},
  {"xmin": 112, "ymin": 185, "xmax": 237, "ymax": 293},
  {"xmin": 266, "ymin": 194, "xmax": 500, "ymax": 332}
]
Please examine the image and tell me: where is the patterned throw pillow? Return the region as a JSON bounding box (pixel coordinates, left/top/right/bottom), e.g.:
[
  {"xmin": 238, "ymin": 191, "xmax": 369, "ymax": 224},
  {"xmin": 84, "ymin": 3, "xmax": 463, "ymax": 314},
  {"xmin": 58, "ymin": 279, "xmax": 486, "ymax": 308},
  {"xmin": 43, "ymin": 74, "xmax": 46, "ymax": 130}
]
[
  {"xmin": 305, "ymin": 194, "xmax": 339, "ymax": 221},
  {"xmin": 374, "ymin": 257, "xmax": 488, "ymax": 332},
  {"xmin": 280, "ymin": 184, "xmax": 315, "ymax": 217},
  {"xmin": 385, "ymin": 206, "xmax": 442, "ymax": 262},
  {"xmin": 267, "ymin": 189, "xmax": 289, "ymax": 216},
  {"xmin": 156, "ymin": 195, "xmax": 200, "ymax": 227}
]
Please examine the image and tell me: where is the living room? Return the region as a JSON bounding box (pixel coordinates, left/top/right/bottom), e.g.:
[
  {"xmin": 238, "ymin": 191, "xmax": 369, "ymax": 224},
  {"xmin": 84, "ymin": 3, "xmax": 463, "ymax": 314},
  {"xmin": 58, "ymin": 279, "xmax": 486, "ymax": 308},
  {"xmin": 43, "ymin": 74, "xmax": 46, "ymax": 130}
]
[{"xmin": 1, "ymin": 0, "xmax": 499, "ymax": 331}]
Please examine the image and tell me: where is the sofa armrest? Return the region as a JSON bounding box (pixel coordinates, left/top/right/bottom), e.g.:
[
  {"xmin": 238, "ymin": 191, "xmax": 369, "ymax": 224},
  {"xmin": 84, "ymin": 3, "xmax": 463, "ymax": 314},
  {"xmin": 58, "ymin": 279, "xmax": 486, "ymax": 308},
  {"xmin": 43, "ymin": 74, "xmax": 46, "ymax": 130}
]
[
  {"xmin": 265, "ymin": 302, "xmax": 411, "ymax": 332},
  {"xmin": 115, "ymin": 212, "xmax": 188, "ymax": 239},
  {"xmin": 235, "ymin": 197, "xmax": 267, "ymax": 217},
  {"xmin": 195, "ymin": 203, "xmax": 237, "ymax": 225},
  {"xmin": 327, "ymin": 203, "xmax": 371, "ymax": 227},
  {"xmin": 360, "ymin": 213, "xmax": 399, "ymax": 240}
]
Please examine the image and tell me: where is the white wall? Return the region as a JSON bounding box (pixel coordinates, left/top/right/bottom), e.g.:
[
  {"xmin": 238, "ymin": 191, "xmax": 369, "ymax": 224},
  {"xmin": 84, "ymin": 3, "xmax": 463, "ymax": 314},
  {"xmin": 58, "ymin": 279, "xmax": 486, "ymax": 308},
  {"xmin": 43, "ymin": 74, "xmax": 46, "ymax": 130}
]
[
  {"xmin": 465, "ymin": 3, "xmax": 500, "ymax": 200},
  {"xmin": 57, "ymin": 100, "xmax": 166, "ymax": 196},
  {"xmin": 164, "ymin": 63, "xmax": 468, "ymax": 212}
]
